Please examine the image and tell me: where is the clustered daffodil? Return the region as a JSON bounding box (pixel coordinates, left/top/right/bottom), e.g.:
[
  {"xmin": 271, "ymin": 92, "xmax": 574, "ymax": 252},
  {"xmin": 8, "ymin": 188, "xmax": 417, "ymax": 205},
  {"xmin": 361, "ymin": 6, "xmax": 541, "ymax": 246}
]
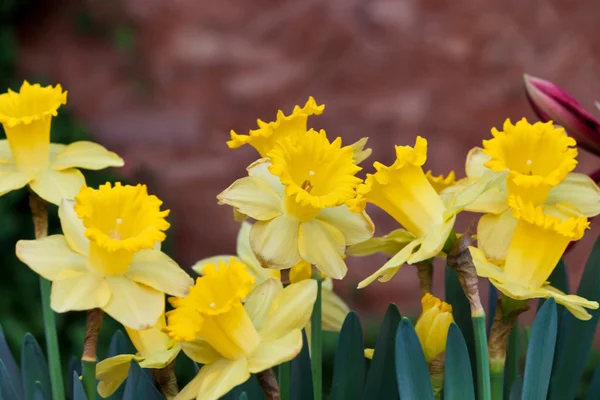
[
  {"xmin": 96, "ymin": 314, "xmax": 181, "ymax": 397},
  {"xmin": 165, "ymin": 258, "xmax": 317, "ymax": 400},
  {"xmin": 0, "ymin": 81, "xmax": 124, "ymax": 205},
  {"xmin": 16, "ymin": 182, "xmax": 193, "ymax": 329}
]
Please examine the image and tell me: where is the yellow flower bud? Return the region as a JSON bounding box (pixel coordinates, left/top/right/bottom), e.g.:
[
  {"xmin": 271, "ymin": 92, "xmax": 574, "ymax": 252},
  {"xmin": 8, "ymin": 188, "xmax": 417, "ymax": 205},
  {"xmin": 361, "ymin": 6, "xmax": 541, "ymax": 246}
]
[{"xmin": 414, "ymin": 294, "xmax": 454, "ymax": 362}]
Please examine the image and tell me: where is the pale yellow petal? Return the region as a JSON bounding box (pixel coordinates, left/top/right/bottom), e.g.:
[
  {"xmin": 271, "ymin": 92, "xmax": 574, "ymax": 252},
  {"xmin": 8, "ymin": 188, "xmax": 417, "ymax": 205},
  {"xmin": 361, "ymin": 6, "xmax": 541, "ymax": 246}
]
[
  {"xmin": 316, "ymin": 205, "xmax": 374, "ymax": 245},
  {"xmin": 49, "ymin": 143, "xmax": 67, "ymax": 160},
  {"xmin": 244, "ymin": 278, "xmax": 283, "ymax": 330},
  {"xmin": 16, "ymin": 235, "xmax": 88, "ymax": 281},
  {"xmin": 50, "ymin": 141, "xmax": 124, "ymax": 171},
  {"xmin": 464, "ymin": 187, "xmax": 509, "ymax": 214},
  {"xmin": 424, "ymin": 312, "xmax": 453, "ymax": 361},
  {"xmin": 539, "ymin": 285, "xmax": 599, "ymax": 320},
  {"xmin": 0, "ymin": 140, "xmax": 13, "ymax": 163},
  {"xmin": 181, "ymin": 339, "xmax": 222, "ymax": 365},
  {"xmin": 192, "ymin": 256, "xmax": 238, "ymax": 275},
  {"xmin": 29, "ymin": 168, "xmax": 85, "ymax": 205},
  {"xmin": 217, "ymin": 176, "xmax": 283, "ymax": 221},
  {"xmin": 0, "ymin": 167, "xmax": 30, "ymax": 196},
  {"xmin": 126, "ymin": 314, "xmax": 170, "ymax": 356},
  {"xmin": 247, "ymin": 158, "xmax": 284, "ymax": 196},
  {"xmin": 298, "ymin": 219, "xmax": 346, "ymax": 280},
  {"xmin": 415, "ymin": 307, "xmax": 438, "ymax": 346},
  {"xmin": 259, "ymin": 279, "xmax": 317, "ymax": 342},
  {"xmin": 357, "ymin": 237, "xmax": 423, "ymax": 289},
  {"xmin": 443, "ymin": 170, "xmax": 507, "ymax": 215},
  {"xmin": 248, "ymin": 330, "xmax": 303, "ymax": 373},
  {"xmin": 96, "ymin": 354, "xmax": 140, "ymax": 398},
  {"xmin": 236, "ymin": 221, "xmax": 267, "ymax": 275},
  {"xmin": 408, "ymin": 215, "xmax": 455, "ymax": 263},
  {"xmin": 364, "ymin": 349, "xmax": 374, "ymax": 359},
  {"xmin": 125, "ymin": 249, "xmax": 193, "ymax": 297},
  {"xmin": 176, "ymin": 358, "xmax": 250, "ymax": 400},
  {"xmin": 546, "ymin": 173, "xmax": 600, "ymax": 217},
  {"xmin": 477, "ymin": 210, "xmax": 517, "ymax": 262},
  {"xmin": 468, "ymin": 247, "xmax": 506, "ymax": 281},
  {"xmin": 465, "ymin": 147, "xmax": 491, "ymax": 178},
  {"xmin": 321, "ymin": 287, "xmax": 350, "ymax": 332},
  {"xmin": 250, "ymin": 215, "xmax": 301, "ymax": 269},
  {"xmin": 58, "ymin": 199, "xmax": 88, "ymax": 256},
  {"xmin": 51, "ymin": 273, "xmax": 111, "ymax": 312},
  {"xmin": 102, "ymin": 276, "xmax": 164, "ymax": 330},
  {"xmin": 139, "ymin": 345, "xmax": 181, "ymax": 369},
  {"xmin": 347, "ymin": 229, "xmax": 415, "ymax": 256}
]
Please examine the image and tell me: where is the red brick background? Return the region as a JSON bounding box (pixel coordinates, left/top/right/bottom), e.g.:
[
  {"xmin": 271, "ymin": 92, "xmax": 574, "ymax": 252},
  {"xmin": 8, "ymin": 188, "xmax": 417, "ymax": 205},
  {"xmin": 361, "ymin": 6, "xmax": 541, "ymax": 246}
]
[{"xmin": 18, "ymin": 0, "xmax": 600, "ymax": 320}]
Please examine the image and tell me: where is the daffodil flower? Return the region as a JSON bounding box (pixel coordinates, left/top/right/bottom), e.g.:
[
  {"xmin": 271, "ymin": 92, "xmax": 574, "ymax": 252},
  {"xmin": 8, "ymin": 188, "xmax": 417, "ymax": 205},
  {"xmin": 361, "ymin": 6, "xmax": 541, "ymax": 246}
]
[
  {"xmin": 227, "ymin": 96, "xmax": 371, "ymax": 164},
  {"xmin": 444, "ymin": 118, "xmax": 600, "ymax": 262},
  {"xmin": 96, "ymin": 314, "xmax": 180, "ymax": 398},
  {"xmin": 165, "ymin": 259, "xmax": 317, "ymax": 400},
  {"xmin": 193, "ymin": 221, "xmax": 349, "ymax": 336},
  {"xmin": 16, "ymin": 183, "xmax": 193, "ymax": 329},
  {"xmin": 0, "ymin": 81, "xmax": 123, "ymax": 205},
  {"xmin": 217, "ymin": 129, "xmax": 374, "ymax": 279},
  {"xmin": 469, "ymin": 195, "xmax": 598, "ymax": 320}
]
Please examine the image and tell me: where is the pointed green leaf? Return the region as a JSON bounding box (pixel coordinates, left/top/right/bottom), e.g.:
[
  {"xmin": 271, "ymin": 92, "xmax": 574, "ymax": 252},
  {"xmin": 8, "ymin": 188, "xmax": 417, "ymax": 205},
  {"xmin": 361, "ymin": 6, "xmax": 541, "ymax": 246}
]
[
  {"xmin": 223, "ymin": 375, "xmax": 264, "ymax": 400},
  {"xmin": 239, "ymin": 392, "xmax": 248, "ymax": 400},
  {"xmin": 174, "ymin": 349, "xmax": 200, "ymax": 388},
  {"xmin": 503, "ymin": 323, "xmax": 519, "ymax": 400},
  {"xmin": 33, "ymin": 382, "xmax": 47, "ymax": 400},
  {"xmin": 68, "ymin": 356, "xmax": 83, "ymax": 400},
  {"xmin": 550, "ymin": 236, "xmax": 600, "ymax": 400},
  {"xmin": 444, "ymin": 323, "xmax": 475, "ymax": 400},
  {"xmin": 363, "ymin": 304, "xmax": 401, "ymax": 400},
  {"xmin": 508, "ymin": 376, "xmax": 522, "ymax": 400},
  {"xmin": 395, "ymin": 318, "xmax": 433, "ymax": 399},
  {"xmin": 122, "ymin": 361, "xmax": 162, "ymax": 400},
  {"xmin": 73, "ymin": 371, "xmax": 87, "ymax": 400},
  {"xmin": 21, "ymin": 333, "xmax": 51, "ymax": 400},
  {"xmin": 106, "ymin": 330, "xmax": 135, "ymax": 357},
  {"xmin": 0, "ymin": 326, "xmax": 22, "ymax": 398},
  {"xmin": 290, "ymin": 330, "xmax": 313, "ymax": 400},
  {"xmin": 0, "ymin": 359, "xmax": 20, "ymax": 400},
  {"xmin": 522, "ymin": 298, "xmax": 557, "ymax": 400},
  {"xmin": 488, "ymin": 283, "xmax": 497, "ymax": 333},
  {"xmin": 330, "ymin": 312, "xmax": 365, "ymax": 400}
]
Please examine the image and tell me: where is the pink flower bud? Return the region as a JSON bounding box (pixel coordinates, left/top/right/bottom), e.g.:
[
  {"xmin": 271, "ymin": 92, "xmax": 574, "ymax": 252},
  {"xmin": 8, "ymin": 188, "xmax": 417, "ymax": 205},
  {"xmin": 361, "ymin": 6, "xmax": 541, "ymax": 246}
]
[{"xmin": 524, "ymin": 74, "xmax": 600, "ymax": 157}]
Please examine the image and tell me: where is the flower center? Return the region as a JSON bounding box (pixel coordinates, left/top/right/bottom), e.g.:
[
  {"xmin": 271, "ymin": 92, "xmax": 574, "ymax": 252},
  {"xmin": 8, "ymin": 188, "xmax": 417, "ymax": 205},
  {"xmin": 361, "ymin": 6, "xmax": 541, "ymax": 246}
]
[{"xmin": 74, "ymin": 183, "xmax": 170, "ymax": 276}]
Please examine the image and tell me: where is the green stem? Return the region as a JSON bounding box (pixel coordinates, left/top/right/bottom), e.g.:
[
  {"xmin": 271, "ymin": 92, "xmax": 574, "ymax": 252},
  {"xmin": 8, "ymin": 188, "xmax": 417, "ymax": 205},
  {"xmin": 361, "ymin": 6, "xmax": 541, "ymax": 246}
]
[
  {"xmin": 473, "ymin": 311, "xmax": 491, "ymax": 400},
  {"xmin": 82, "ymin": 361, "xmax": 96, "ymax": 400},
  {"xmin": 311, "ymin": 274, "xmax": 323, "ymax": 400},
  {"xmin": 40, "ymin": 277, "xmax": 65, "ymax": 400},
  {"xmin": 278, "ymin": 362, "xmax": 291, "ymax": 400},
  {"xmin": 490, "ymin": 360, "xmax": 504, "ymax": 400}
]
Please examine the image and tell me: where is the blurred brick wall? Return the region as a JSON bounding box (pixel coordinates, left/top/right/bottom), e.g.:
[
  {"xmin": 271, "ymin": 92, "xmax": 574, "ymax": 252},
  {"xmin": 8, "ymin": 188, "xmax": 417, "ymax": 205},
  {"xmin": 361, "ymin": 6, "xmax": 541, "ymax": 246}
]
[{"xmin": 17, "ymin": 0, "xmax": 600, "ymax": 320}]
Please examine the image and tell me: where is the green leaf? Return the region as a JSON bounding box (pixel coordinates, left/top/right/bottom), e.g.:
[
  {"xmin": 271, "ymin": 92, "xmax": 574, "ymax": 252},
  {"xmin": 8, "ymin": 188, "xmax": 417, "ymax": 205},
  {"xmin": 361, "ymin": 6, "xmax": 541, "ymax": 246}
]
[
  {"xmin": 21, "ymin": 333, "xmax": 51, "ymax": 400},
  {"xmin": 508, "ymin": 376, "xmax": 522, "ymax": 400},
  {"xmin": 503, "ymin": 323, "xmax": 519, "ymax": 400},
  {"xmin": 33, "ymin": 382, "xmax": 48, "ymax": 400},
  {"xmin": 445, "ymin": 265, "xmax": 476, "ymax": 387},
  {"xmin": 0, "ymin": 325, "xmax": 22, "ymax": 398},
  {"xmin": 330, "ymin": 312, "xmax": 365, "ymax": 400},
  {"xmin": 72, "ymin": 371, "xmax": 88, "ymax": 400},
  {"xmin": 222, "ymin": 375, "xmax": 264, "ymax": 400},
  {"xmin": 122, "ymin": 361, "xmax": 163, "ymax": 400},
  {"xmin": 444, "ymin": 323, "xmax": 475, "ymax": 400},
  {"xmin": 290, "ymin": 330, "xmax": 313, "ymax": 400},
  {"xmin": 550, "ymin": 236, "xmax": 600, "ymax": 400},
  {"xmin": 363, "ymin": 304, "xmax": 401, "ymax": 400},
  {"xmin": 522, "ymin": 298, "xmax": 557, "ymax": 400},
  {"xmin": 586, "ymin": 361, "xmax": 600, "ymax": 400},
  {"xmin": 395, "ymin": 318, "xmax": 433, "ymax": 399},
  {"xmin": 0, "ymin": 359, "xmax": 20, "ymax": 400},
  {"xmin": 174, "ymin": 349, "xmax": 200, "ymax": 388},
  {"xmin": 488, "ymin": 283, "xmax": 497, "ymax": 333},
  {"xmin": 239, "ymin": 392, "xmax": 248, "ymax": 400},
  {"xmin": 68, "ymin": 356, "xmax": 83, "ymax": 400}
]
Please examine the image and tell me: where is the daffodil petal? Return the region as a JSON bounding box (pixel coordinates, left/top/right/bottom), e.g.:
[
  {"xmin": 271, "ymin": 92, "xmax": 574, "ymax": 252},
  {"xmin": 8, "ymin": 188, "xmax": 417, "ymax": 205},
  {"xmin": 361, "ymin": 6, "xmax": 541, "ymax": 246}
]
[
  {"xmin": 96, "ymin": 354, "xmax": 141, "ymax": 398},
  {"xmin": 192, "ymin": 256, "xmax": 239, "ymax": 275},
  {"xmin": 408, "ymin": 215, "xmax": 455, "ymax": 264},
  {"xmin": 51, "ymin": 141, "xmax": 124, "ymax": 171},
  {"xmin": 125, "ymin": 249, "xmax": 193, "ymax": 297},
  {"xmin": 322, "ymin": 286, "xmax": 350, "ymax": 332},
  {"xmin": 244, "ymin": 278, "xmax": 283, "ymax": 330},
  {"xmin": 0, "ymin": 167, "xmax": 30, "ymax": 196},
  {"xmin": 357, "ymin": 238, "xmax": 423, "ymax": 289},
  {"xmin": 424, "ymin": 311, "xmax": 453, "ymax": 361},
  {"xmin": 0, "ymin": 140, "xmax": 13, "ymax": 163},
  {"xmin": 444, "ymin": 170, "xmax": 507, "ymax": 215},
  {"xmin": 298, "ymin": 219, "xmax": 346, "ymax": 280},
  {"xmin": 51, "ymin": 273, "xmax": 111, "ymax": 312},
  {"xmin": 316, "ymin": 205, "xmax": 374, "ymax": 245},
  {"xmin": 250, "ymin": 215, "xmax": 301, "ymax": 269},
  {"xmin": 247, "ymin": 158, "xmax": 284, "ymax": 196},
  {"xmin": 539, "ymin": 285, "xmax": 599, "ymax": 320},
  {"xmin": 177, "ymin": 358, "xmax": 250, "ymax": 400},
  {"xmin": 546, "ymin": 173, "xmax": 600, "ymax": 217},
  {"xmin": 468, "ymin": 247, "xmax": 506, "ymax": 281},
  {"xmin": 236, "ymin": 221, "xmax": 266, "ymax": 274},
  {"xmin": 16, "ymin": 235, "xmax": 88, "ymax": 280},
  {"xmin": 139, "ymin": 345, "xmax": 181, "ymax": 369},
  {"xmin": 30, "ymin": 168, "xmax": 85, "ymax": 205},
  {"xmin": 364, "ymin": 349, "xmax": 374, "ymax": 359},
  {"xmin": 259, "ymin": 279, "xmax": 317, "ymax": 342},
  {"xmin": 247, "ymin": 330, "xmax": 303, "ymax": 373},
  {"xmin": 465, "ymin": 147, "xmax": 491, "ymax": 178},
  {"xmin": 346, "ymin": 229, "xmax": 415, "ymax": 256},
  {"xmin": 58, "ymin": 199, "xmax": 88, "ymax": 256},
  {"xmin": 217, "ymin": 176, "xmax": 283, "ymax": 221},
  {"xmin": 477, "ymin": 210, "xmax": 517, "ymax": 261},
  {"xmin": 180, "ymin": 339, "xmax": 222, "ymax": 365},
  {"xmin": 102, "ymin": 276, "xmax": 164, "ymax": 330}
]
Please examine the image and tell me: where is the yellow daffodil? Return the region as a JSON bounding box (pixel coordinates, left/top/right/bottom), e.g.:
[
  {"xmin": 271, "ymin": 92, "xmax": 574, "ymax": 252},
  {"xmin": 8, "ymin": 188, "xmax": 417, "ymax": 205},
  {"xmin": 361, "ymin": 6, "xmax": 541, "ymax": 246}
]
[
  {"xmin": 96, "ymin": 314, "xmax": 180, "ymax": 398},
  {"xmin": 191, "ymin": 221, "xmax": 349, "ymax": 332},
  {"xmin": 0, "ymin": 81, "xmax": 123, "ymax": 205},
  {"xmin": 425, "ymin": 170, "xmax": 458, "ymax": 193},
  {"xmin": 444, "ymin": 118, "xmax": 600, "ymax": 262},
  {"xmin": 16, "ymin": 183, "xmax": 193, "ymax": 329},
  {"xmin": 227, "ymin": 97, "xmax": 371, "ymax": 164},
  {"xmin": 165, "ymin": 259, "xmax": 317, "ymax": 400},
  {"xmin": 348, "ymin": 137, "xmax": 458, "ymax": 288},
  {"xmin": 469, "ymin": 195, "xmax": 598, "ymax": 320},
  {"xmin": 218, "ymin": 129, "xmax": 374, "ymax": 279}
]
